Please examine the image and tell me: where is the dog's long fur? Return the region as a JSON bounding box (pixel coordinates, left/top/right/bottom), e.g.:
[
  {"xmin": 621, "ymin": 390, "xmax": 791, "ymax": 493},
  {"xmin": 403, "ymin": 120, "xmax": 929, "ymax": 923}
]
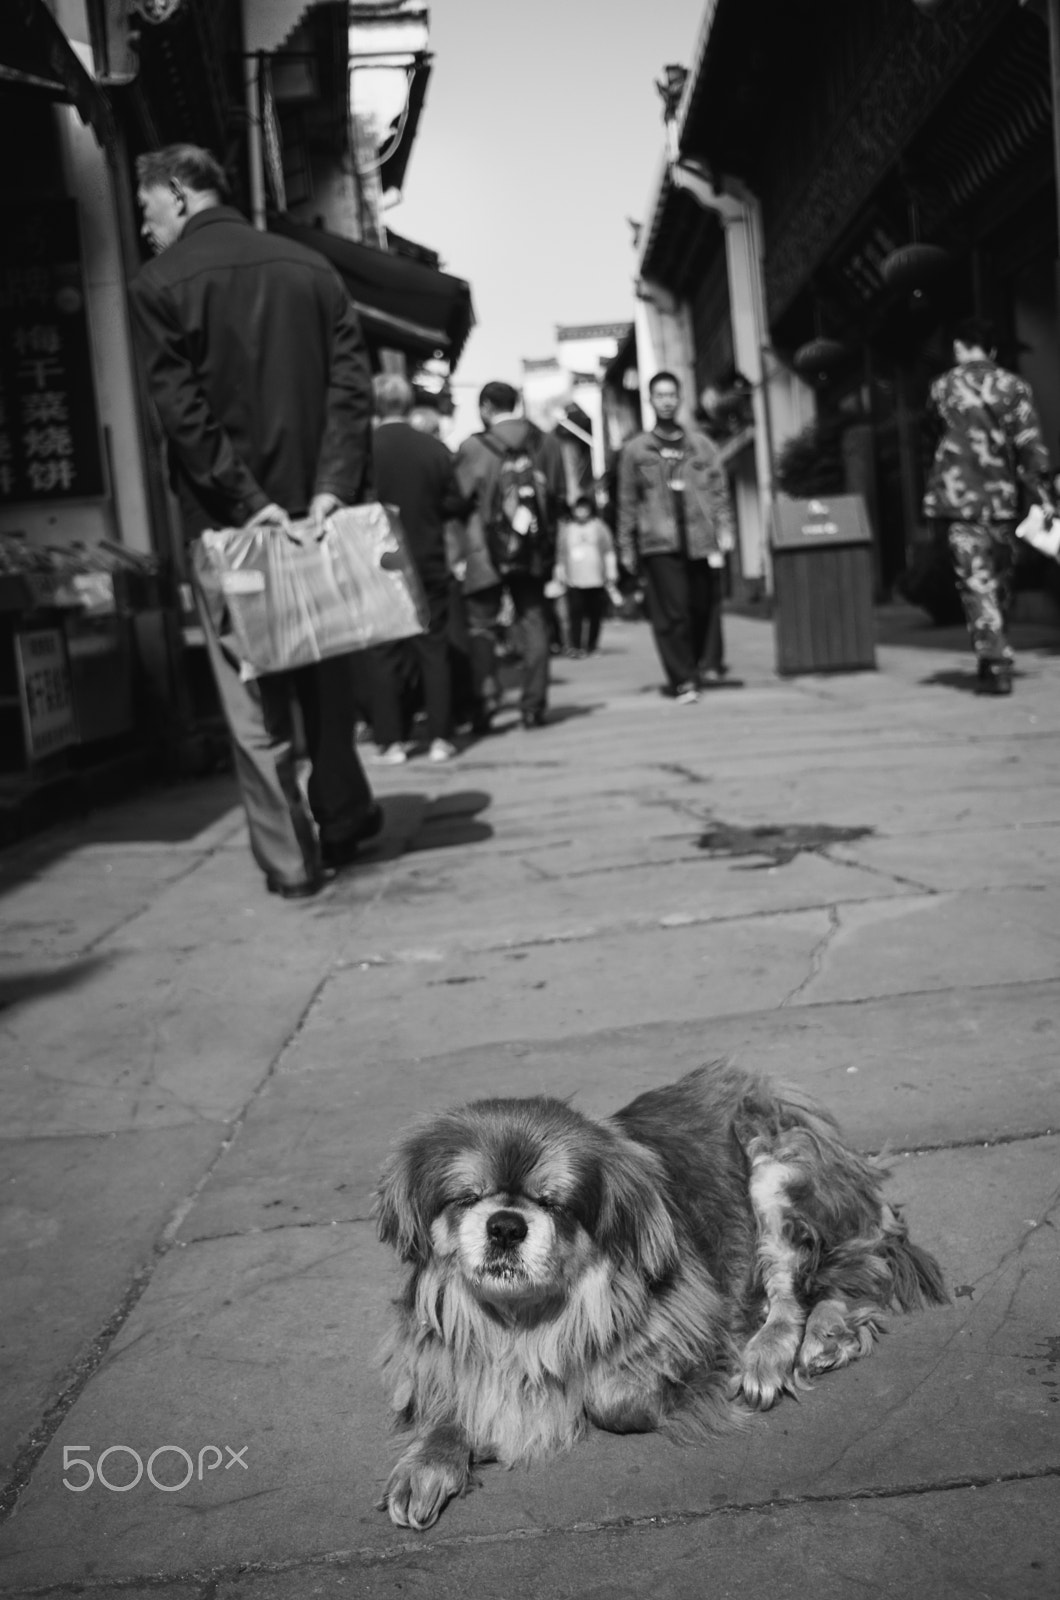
[{"xmin": 374, "ymin": 1063, "xmax": 947, "ymax": 1529}]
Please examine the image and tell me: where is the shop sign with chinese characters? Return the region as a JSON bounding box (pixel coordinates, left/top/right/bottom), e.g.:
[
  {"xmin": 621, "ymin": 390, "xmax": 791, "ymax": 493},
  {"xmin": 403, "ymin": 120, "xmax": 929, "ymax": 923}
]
[
  {"xmin": 0, "ymin": 201, "xmax": 106, "ymax": 505},
  {"xmin": 14, "ymin": 627, "xmax": 78, "ymax": 761}
]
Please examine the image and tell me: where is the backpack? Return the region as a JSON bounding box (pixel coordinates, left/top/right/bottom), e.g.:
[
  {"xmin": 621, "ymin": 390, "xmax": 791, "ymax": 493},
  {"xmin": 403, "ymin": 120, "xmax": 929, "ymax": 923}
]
[{"xmin": 480, "ymin": 428, "xmax": 553, "ymax": 578}]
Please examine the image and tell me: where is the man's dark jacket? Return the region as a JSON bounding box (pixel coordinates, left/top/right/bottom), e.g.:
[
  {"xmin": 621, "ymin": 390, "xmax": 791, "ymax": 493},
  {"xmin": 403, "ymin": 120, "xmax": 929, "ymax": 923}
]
[
  {"xmin": 129, "ymin": 206, "xmax": 373, "ymax": 534},
  {"xmin": 371, "ymin": 420, "xmax": 468, "ymax": 593}
]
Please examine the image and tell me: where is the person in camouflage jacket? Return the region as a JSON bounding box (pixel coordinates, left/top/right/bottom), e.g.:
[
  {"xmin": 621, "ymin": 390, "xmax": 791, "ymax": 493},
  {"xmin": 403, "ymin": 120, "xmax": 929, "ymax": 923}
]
[{"xmin": 922, "ymin": 317, "xmax": 1054, "ymax": 694}]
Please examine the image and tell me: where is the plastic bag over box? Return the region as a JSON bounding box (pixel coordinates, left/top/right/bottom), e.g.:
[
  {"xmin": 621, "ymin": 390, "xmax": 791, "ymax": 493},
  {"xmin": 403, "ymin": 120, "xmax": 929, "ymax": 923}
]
[{"xmin": 193, "ymin": 502, "xmax": 427, "ymax": 677}]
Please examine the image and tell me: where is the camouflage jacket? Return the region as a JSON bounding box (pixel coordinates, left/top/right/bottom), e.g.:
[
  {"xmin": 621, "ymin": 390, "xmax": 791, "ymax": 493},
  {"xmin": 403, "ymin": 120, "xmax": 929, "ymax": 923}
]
[{"xmin": 922, "ymin": 357, "xmax": 1051, "ymax": 525}]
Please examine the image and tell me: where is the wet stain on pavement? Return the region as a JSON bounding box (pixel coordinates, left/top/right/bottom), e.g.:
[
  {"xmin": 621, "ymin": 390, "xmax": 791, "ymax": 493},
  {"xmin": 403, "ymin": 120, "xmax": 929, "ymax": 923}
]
[{"xmin": 696, "ymin": 818, "xmax": 875, "ymax": 867}]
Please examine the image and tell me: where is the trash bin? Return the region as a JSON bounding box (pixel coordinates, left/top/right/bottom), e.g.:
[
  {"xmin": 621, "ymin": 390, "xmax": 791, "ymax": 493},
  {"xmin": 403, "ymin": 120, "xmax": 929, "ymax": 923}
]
[{"xmin": 770, "ymin": 493, "xmax": 877, "ymax": 675}]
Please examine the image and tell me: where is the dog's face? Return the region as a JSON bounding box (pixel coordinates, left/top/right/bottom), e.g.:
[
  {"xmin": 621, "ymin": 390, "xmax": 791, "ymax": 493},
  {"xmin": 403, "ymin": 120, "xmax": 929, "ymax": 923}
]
[{"xmin": 376, "ymin": 1097, "xmax": 678, "ymax": 1307}]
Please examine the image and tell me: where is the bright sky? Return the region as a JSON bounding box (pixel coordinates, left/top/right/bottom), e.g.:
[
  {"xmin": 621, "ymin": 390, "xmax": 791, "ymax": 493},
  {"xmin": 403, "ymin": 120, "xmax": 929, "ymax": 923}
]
[{"xmin": 391, "ymin": 0, "xmax": 705, "ymax": 427}]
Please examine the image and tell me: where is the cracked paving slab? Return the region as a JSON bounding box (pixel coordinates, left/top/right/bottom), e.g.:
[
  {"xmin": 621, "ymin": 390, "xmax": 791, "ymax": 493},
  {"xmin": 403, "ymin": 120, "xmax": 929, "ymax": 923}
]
[
  {"xmin": 788, "ymin": 887, "xmax": 1060, "ymax": 1007},
  {"xmin": 0, "ymin": 1123, "xmax": 223, "ymax": 1484},
  {"xmin": 208, "ymin": 1479, "xmax": 1060, "ymax": 1600},
  {"xmin": 828, "ymin": 823, "xmax": 1060, "ymax": 892},
  {"xmin": 0, "ymin": 937, "xmax": 339, "ymax": 1138},
  {"xmin": 325, "ymin": 850, "xmax": 914, "ymax": 961},
  {"xmin": 180, "ymin": 980, "xmax": 1060, "ymax": 1240},
  {"xmin": 0, "ymin": 850, "xmax": 204, "ymax": 969},
  {"xmin": 0, "ymin": 1137, "xmax": 1055, "ymax": 1590},
  {"xmin": 247, "ymin": 906, "xmax": 836, "ymax": 1067}
]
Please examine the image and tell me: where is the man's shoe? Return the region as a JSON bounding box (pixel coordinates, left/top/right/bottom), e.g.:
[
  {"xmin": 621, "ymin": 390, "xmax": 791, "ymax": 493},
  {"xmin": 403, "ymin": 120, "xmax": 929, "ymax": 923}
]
[
  {"xmin": 521, "ymin": 709, "xmax": 547, "ymax": 729},
  {"xmin": 427, "ymin": 738, "xmax": 457, "ymax": 762},
  {"xmin": 373, "ymin": 743, "xmax": 407, "ymax": 764},
  {"xmin": 320, "ymin": 803, "xmax": 385, "ymax": 870},
  {"xmin": 675, "ymin": 682, "xmax": 699, "ymax": 704},
  {"xmin": 976, "ymin": 661, "xmax": 1013, "ymax": 696},
  {"xmin": 266, "ymin": 875, "xmax": 325, "ymax": 900}
]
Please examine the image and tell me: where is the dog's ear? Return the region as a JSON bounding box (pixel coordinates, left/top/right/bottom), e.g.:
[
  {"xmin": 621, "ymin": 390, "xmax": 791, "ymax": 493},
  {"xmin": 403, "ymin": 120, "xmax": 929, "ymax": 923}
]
[
  {"xmin": 374, "ymin": 1140, "xmax": 433, "ymax": 1264},
  {"xmin": 595, "ymin": 1134, "xmax": 679, "ymax": 1283}
]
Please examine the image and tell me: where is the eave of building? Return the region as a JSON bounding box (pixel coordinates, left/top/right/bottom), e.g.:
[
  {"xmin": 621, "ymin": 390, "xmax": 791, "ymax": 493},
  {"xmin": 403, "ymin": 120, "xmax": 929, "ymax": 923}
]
[
  {"xmin": 378, "ymin": 52, "xmax": 432, "ymax": 195},
  {"xmin": 634, "ymin": 4, "xmax": 736, "ymax": 293},
  {"xmin": 602, "ymin": 323, "xmax": 638, "ymax": 387},
  {"xmin": 638, "ymin": 170, "xmax": 724, "ymax": 295}
]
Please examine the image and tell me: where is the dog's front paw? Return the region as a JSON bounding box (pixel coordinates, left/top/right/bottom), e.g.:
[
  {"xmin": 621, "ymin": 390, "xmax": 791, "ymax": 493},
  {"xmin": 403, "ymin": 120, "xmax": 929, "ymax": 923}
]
[
  {"xmin": 381, "ymin": 1427, "xmax": 473, "ymax": 1530},
  {"xmin": 737, "ymin": 1319, "xmax": 804, "ymax": 1408},
  {"xmin": 797, "ymin": 1299, "xmax": 879, "ymax": 1378}
]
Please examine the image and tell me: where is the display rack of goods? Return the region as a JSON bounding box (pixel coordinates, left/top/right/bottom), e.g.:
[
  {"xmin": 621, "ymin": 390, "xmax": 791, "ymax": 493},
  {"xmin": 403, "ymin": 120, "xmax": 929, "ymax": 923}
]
[{"xmin": 0, "ymin": 534, "xmax": 161, "ymax": 770}]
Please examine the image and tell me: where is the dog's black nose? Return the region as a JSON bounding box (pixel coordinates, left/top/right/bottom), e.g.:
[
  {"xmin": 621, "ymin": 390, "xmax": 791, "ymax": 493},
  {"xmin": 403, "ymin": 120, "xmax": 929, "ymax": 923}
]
[{"xmin": 486, "ymin": 1209, "xmax": 528, "ymax": 1248}]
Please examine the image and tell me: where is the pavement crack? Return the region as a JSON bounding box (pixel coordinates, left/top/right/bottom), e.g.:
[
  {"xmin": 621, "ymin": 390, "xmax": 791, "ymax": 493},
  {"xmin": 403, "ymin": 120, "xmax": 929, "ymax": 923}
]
[
  {"xmin": 12, "ymin": 1466, "xmax": 1060, "ymax": 1594},
  {"xmin": 822, "ymin": 848, "xmax": 937, "ymax": 896},
  {"xmin": 780, "ymin": 905, "xmax": 841, "ymax": 1007},
  {"xmin": 0, "ymin": 962, "xmax": 343, "ymax": 1526}
]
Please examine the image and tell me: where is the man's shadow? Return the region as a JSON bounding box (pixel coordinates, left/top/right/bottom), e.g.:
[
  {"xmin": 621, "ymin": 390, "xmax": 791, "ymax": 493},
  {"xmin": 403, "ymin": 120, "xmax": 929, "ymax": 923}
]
[{"xmin": 919, "ymin": 667, "xmax": 1025, "ymax": 694}]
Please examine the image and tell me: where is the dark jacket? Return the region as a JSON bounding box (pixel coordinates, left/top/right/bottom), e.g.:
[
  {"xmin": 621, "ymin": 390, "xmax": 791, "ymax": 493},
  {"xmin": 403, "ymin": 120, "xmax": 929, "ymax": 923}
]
[
  {"xmin": 453, "ymin": 418, "xmax": 567, "ymax": 593},
  {"xmin": 371, "ymin": 420, "xmax": 468, "ymax": 592},
  {"xmin": 129, "ymin": 206, "xmax": 373, "ymax": 535},
  {"xmin": 922, "ymin": 356, "xmax": 1051, "ymax": 525},
  {"xmin": 616, "ymin": 426, "xmax": 734, "ymax": 571}
]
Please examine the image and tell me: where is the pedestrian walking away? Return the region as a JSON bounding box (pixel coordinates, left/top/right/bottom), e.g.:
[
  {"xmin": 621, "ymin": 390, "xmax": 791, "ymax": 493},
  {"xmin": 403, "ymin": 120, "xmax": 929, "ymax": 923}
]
[
  {"xmin": 616, "ymin": 371, "xmax": 736, "ymax": 703},
  {"xmin": 128, "ymin": 143, "xmax": 380, "ymax": 899},
  {"xmin": 555, "ymin": 495, "xmax": 621, "ymax": 656},
  {"xmin": 369, "ymin": 374, "xmax": 470, "ymax": 764},
  {"xmin": 453, "ymin": 381, "xmax": 566, "ymax": 730},
  {"xmin": 922, "ymin": 315, "xmax": 1056, "ymax": 696}
]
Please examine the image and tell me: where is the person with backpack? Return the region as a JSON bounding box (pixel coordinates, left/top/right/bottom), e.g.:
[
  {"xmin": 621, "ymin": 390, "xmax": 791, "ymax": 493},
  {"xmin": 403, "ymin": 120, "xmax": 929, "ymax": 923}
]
[{"xmin": 453, "ymin": 382, "xmax": 567, "ymax": 730}]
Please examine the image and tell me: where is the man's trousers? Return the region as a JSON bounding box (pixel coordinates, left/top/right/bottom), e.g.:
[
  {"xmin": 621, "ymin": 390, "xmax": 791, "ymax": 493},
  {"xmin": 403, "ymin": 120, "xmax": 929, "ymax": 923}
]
[
  {"xmin": 946, "ymin": 521, "xmax": 1017, "ymax": 664},
  {"xmin": 642, "ymin": 553, "xmax": 722, "ymax": 691},
  {"xmin": 193, "ymin": 569, "xmax": 374, "ymax": 890},
  {"xmin": 465, "ymin": 574, "xmax": 550, "ymax": 718},
  {"xmin": 566, "ymin": 586, "xmax": 606, "ymax": 653}
]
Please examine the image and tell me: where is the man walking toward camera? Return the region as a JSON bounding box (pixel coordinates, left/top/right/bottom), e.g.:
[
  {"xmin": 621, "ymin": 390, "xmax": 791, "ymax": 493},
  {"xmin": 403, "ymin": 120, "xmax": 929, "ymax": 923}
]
[
  {"xmin": 617, "ymin": 371, "xmax": 735, "ymax": 703},
  {"xmin": 128, "ymin": 143, "xmax": 380, "ymax": 899},
  {"xmin": 453, "ymin": 382, "xmax": 566, "ymax": 730},
  {"xmin": 923, "ymin": 316, "xmax": 1054, "ymax": 696}
]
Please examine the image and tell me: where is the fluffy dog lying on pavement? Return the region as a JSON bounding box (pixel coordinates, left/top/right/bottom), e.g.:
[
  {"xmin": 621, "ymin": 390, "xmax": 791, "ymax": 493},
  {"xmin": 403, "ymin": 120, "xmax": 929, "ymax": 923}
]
[{"xmin": 374, "ymin": 1062, "xmax": 947, "ymax": 1529}]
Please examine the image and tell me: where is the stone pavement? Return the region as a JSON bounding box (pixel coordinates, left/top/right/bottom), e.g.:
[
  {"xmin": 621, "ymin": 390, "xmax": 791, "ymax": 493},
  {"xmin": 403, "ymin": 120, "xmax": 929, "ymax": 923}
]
[{"xmin": 0, "ymin": 606, "xmax": 1058, "ymax": 1600}]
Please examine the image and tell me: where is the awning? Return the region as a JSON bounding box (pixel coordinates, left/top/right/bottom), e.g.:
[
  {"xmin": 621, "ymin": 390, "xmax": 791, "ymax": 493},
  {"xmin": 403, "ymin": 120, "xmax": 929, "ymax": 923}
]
[
  {"xmin": 0, "ymin": 0, "xmax": 116, "ymax": 151},
  {"xmin": 270, "ymin": 216, "xmax": 475, "ymax": 367}
]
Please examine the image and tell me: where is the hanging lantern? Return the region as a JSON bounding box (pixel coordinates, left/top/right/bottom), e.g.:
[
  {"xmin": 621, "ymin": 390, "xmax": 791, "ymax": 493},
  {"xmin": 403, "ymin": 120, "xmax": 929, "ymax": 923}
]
[
  {"xmin": 879, "ymin": 243, "xmax": 951, "ymax": 294},
  {"xmin": 792, "ymin": 337, "xmax": 848, "ymax": 380}
]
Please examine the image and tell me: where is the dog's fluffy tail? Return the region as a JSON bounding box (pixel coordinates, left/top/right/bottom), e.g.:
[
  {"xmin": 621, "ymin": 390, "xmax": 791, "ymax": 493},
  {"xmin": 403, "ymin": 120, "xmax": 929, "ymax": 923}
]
[{"xmin": 881, "ymin": 1208, "xmax": 949, "ymax": 1309}]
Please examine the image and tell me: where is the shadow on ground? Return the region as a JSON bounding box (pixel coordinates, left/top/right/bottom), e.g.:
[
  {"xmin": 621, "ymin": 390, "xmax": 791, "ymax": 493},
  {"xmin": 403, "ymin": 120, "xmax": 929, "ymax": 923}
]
[
  {"xmin": 0, "ymin": 774, "xmax": 241, "ymax": 899},
  {"xmin": 350, "ymin": 790, "xmax": 495, "ymax": 863},
  {"xmin": 0, "ymin": 953, "xmax": 115, "ymax": 1013}
]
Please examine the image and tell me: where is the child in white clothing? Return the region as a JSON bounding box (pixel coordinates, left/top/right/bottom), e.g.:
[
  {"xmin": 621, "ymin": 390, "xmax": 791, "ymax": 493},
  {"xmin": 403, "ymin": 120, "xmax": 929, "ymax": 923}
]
[{"xmin": 555, "ymin": 496, "xmax": 620, "ymax": 655}]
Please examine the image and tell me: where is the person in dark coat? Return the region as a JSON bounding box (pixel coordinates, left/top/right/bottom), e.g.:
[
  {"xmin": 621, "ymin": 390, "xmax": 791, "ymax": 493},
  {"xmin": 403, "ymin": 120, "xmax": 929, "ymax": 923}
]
[
  {"xmin": 128, "ymin": 144, "xmax": 379, "ymax": 899},
  {"xmin": 369, "ymin": 375, "xmax": 469, "ymax": 762}
]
